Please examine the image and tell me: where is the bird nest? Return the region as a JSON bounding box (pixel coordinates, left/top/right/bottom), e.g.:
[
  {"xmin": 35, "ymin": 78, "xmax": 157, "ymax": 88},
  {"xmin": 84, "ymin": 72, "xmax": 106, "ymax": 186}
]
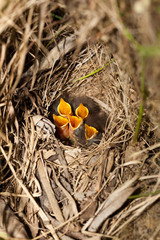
[{"xmin": 1, "ymin": 1, "xmax": 160, "ymax": 240}]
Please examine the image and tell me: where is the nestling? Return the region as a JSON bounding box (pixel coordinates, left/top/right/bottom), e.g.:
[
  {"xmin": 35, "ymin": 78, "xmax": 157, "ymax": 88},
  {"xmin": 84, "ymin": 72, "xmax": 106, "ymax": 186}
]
[{"xmin": 48, "ymin": 95, "xmax": 108, "ymax": 146}]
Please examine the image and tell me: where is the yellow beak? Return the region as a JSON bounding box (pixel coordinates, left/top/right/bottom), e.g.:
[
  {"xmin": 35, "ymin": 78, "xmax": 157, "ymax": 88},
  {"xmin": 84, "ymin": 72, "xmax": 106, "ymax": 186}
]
[
  {"xmin": 57, "ymin": 98, "xmax": 72, "ymax": 116},
  {"xmin": 53, "ymin": 114, "xmax": 69, "ymax": 139},
  {"xmin": 53, "ymin": 98, "xmax": 99, "ymax": 143},
  {"xmin": 53, "ymin": 114, "xmax": 69, "ymax": 127},
  {"xmin": 85, "ymin": 124, "xmax": 98, "ymax": 140},
  {"xmin": 75, "ymin": 103, "xmax": 89, "ymax": 119},
  {"xmin": 69, "ymin": 115, "xmax": 83, "ymax": 130},
  {"xmin": 68, "ymin": 115, "xmax": 83, "ymax": 137}
]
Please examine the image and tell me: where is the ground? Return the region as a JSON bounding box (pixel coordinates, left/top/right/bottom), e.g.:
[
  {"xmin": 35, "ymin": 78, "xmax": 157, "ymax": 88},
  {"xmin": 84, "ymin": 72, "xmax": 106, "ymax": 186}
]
[{"xmin": 0, "ymin": 0, "xmax": 160, "ymax": 239}]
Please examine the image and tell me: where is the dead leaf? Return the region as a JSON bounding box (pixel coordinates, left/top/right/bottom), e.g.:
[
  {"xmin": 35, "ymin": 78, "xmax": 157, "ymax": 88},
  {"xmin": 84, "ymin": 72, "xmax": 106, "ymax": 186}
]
[
  {"xmin": 106, "ymin": 150, "xmax": 114, "ymax": 176},
  {"xmin": 32, "ymin": 115, "xmax": 55, "ymax": 138},
  {"xmin": 81, "ymin": 199, "xmax": 97, "ymax": 220},
  {"xmin": 86, "ymin": 175, "xmax": 138, "ymax": 232},
  {"xmin": 64, "ymin": 147, "xmax": 81, "ymax": 165},
  {"xmin": 125, "ymin": 144, "xmax": 148, "ymax": 163},
  {"xmin": 63, "ymin": 203, "xmax": 75, "ymax": 220},
  {"xmin": 40, "ymin": 35, "xmax": 77, "ymax": 70},
  {"xmin": 42, "ymin": 149, "xmax": 59, "ymax": 163},
  {"xmin": 37, "ymin": 153, "xmax": 64, "ymax": 223},
  {"xmin": 0, "ymin": 198, "xmax": 29, "ymax": 238}
]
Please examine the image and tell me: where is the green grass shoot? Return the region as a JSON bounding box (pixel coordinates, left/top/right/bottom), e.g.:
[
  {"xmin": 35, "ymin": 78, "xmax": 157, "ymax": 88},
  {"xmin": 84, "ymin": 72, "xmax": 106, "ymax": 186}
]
[
  {"xmin": 133, "ymin": 56, "xmax": 145, "ymax": 143},
  {"xmin": 128, "ymin": 189, "xmax": 160, "ymax": 199},
  {"xmin": 124, "ymin": 24, "xmax": 160, "ymax": 142},
  {"xmin": 72, "ymin": 59, "xmax": 115, "ymax": 83}
]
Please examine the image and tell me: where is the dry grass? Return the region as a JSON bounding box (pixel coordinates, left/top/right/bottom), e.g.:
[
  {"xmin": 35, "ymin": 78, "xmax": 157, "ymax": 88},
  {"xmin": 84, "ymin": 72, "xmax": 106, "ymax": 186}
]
[{"xmin": 0, "ymin": 0, "xmax": 160, "ymax": 239}]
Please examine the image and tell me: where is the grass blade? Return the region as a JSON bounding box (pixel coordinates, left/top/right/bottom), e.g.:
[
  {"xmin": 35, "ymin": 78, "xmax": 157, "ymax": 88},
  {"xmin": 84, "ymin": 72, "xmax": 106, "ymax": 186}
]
[{"xmin": 72, "ymin": 59, "xmax": 115, "ymax": 83}]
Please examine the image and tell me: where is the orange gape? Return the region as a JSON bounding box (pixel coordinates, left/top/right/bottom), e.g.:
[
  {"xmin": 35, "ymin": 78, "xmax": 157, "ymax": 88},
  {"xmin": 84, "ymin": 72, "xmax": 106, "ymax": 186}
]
[
  {"xmin": 53, "ymin": 114, "xmax": 69, "ymax": 139},
  {"xmin": 57, "ymin": 98, "xmax": 72, "ymax": 116},
  {"xmin": 85, "ymin": 124, "xmax": 98, "ymax": 140},
  {"xmin": 53, "ymin": 98, "xmax": 98, "ymax": 143},
  {"xmin": 75, "ymin": 103, "xmax": 89, "ymax": 119}
]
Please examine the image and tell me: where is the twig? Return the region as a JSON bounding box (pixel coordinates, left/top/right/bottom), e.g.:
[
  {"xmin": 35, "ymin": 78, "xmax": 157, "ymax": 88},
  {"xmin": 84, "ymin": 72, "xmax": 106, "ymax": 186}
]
[{"xmin": 0, "ymin": 145, "xmax": 60, "ymax": 240}]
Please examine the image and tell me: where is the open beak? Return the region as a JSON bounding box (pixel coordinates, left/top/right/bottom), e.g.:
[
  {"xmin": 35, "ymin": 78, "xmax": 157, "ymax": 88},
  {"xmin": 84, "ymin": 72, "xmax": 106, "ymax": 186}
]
[
  {"xmin": 75, "ymin": 103, "xmax": 89, "ymax": 119},
  {"xmin": 85, "ymin": 124, "xmax": 98, "ymax": 140},
  {"xmin": 53, "ymin": 114, "xmax": 69, "ymax": 139},
  {"xmin": 69, "ymin": 116, "xmax": 83, "ymax": 130},
  {"xmin": 53, "ymin": 98, "xmax": 99, "ymax": 144},
  {"xmin": 57, "ymin": 98, "xmax": 72, "ymax": 116},
  {"xmin": 69, "ymin": 116, "xmax": 83, "ymax": 129},
  {"xmin": 68, "ymin": 115, "xmax": 83, "ymax": 136}
]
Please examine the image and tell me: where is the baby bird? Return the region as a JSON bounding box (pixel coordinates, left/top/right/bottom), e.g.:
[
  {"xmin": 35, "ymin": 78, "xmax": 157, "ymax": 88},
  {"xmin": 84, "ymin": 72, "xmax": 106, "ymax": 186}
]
[
  {"xmin": 69, "ymin": 95, "xmax": 107, "ymax": 133},
  {"xmin": 48, "ymin": 95, "xmax": 108, "ymax": 146}
]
